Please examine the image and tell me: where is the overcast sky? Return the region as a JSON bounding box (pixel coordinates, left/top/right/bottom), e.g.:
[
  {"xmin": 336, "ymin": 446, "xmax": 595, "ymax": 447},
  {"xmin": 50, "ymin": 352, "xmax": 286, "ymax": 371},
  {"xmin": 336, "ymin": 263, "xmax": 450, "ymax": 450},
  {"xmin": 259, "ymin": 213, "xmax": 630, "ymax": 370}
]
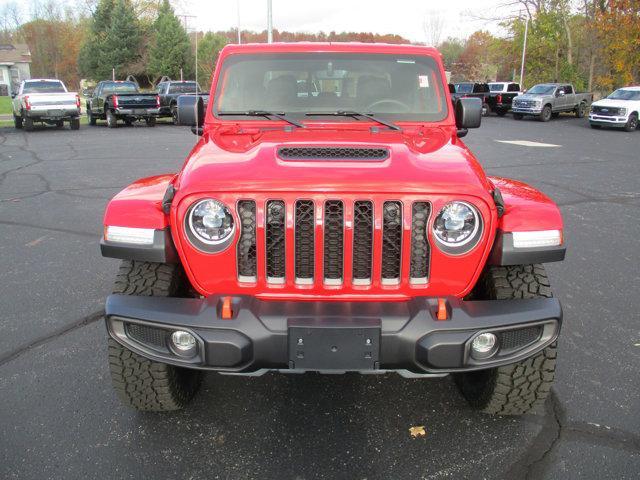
[{"xmin": 179, "ymin": 0, "xmax": 516, "ymax": 43}]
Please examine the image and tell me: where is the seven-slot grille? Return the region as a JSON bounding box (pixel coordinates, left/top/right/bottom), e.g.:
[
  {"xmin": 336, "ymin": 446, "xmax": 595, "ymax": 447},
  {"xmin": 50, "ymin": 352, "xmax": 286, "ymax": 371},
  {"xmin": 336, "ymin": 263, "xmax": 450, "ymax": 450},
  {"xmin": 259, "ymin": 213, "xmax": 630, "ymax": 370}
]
[{"xmin": 236, "ymin": 199, "xmax": 432, "ymax": 287}]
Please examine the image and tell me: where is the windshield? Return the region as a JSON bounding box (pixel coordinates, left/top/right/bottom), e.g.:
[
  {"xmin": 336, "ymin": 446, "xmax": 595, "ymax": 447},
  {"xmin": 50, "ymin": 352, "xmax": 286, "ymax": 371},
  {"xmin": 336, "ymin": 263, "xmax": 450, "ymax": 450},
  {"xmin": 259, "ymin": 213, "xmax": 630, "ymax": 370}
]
[
  {"xmin": 102, "ymin": 82, "xmax": 138, "ymax": 95},
  {"xmin": 23, "ymin": 81, "xmax": 66, "ymax": 94},
  {"xmin": 455, "ymin": 83, "xmax": 473, "ymax": 93},
  {"xmin": 607, "ymin": 89, "xmax": 640, "ymax": 101},
  {"xmin": 527, "ymin": 84, "xmax": 556, "ymax": 95},
  {"xmin": 169, "ymin": 82, "xmax": 199, "ymax": 94},
  {"xmin": 489, "ymin": 83, "xmax": 505, "ymax": 92},
  {"xmin": 214, "ymin": 53, "xmax": 448, "ymax": 122}
]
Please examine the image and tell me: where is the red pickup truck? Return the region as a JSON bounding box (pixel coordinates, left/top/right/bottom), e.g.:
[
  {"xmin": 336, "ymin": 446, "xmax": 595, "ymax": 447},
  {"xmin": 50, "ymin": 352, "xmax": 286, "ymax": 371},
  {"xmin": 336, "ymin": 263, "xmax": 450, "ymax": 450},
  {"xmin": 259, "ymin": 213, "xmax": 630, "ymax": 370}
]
[{"xmin": 101, "ymin": 43, "xmax": 565, "ymax": 415}]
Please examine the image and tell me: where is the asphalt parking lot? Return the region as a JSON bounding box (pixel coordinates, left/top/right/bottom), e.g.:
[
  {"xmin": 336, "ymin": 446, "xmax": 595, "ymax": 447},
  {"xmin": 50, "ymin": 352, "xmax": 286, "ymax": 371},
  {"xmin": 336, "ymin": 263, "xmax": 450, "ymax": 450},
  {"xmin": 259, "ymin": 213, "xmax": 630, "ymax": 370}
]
[{"xmin": 1, "ymin": 115, "xmax": 639, "ymax": 479}]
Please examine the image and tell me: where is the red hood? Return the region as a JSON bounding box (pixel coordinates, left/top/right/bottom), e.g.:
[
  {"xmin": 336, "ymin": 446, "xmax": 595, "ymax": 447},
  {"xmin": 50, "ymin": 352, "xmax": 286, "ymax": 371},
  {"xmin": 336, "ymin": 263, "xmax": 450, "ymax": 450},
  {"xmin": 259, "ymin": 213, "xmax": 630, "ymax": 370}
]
[{"xmin": 175, "ymin": 126, "xmax": 493, "ymax": 200}]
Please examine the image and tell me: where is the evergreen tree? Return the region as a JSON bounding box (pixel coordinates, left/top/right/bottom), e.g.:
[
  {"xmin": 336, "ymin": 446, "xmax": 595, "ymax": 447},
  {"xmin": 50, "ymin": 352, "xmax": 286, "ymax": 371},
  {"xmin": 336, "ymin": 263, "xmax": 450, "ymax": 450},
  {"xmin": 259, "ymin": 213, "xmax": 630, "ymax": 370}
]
[
  {"xmin": 196, "ymin": 32, "xmax": 228, "ymax": 88},
  {"xmin": 102, "ymin": 0, "xmax": 142, "ymax": 79},
  {"xmin": 148, "ymin": 0, "xmax": 194, "ymax": 80},
  {"xmin": 78, "ymin": 0, "xmax": 115, "ymax": 79}
]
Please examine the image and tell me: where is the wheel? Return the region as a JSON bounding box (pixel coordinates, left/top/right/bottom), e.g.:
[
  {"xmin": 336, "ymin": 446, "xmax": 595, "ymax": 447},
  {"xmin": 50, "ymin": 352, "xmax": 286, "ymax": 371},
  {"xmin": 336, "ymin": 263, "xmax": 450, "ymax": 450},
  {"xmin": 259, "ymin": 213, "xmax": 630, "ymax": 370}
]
[
  {"xmin": 454, "ymin": 265, "xmax": 557, "ymax": 415},
  {"xmin": 624, "ymin": 113, "xmax": 638, "ymax": 132},
  {"xmin": 482, "ymin": 103, "xmax": 490, "ymax": 117},
  {"xmin": 496, "ymin": 109, "xmax": 507, "ymax": 117},
  {"xmin": 70, "ymin": 117, "xmax": 80, "ymax": 130},
  {"xmin": 87, "ymin": 108, "xmax": 97, "ymax": 126},
  {"xmin": 13, "ymin": 114, "xmax": 23, "ymax": 129},
  {"xmin": 146, "ymin": 116, "xmax": 157, "ymax": 127},
  {"xmin": 108, "ymin": 260, "xmax": 202, "ymax": 411},
  {"xmin": 575, "ymin": 102, "xmax": 586, "ymax": 118},
  {"xmin": 513, "ymin": 113, "xmax": 523, "ymax": 120},
  {"xmin": 171, "ymin": 105, "xmax": 178, "ymax": 125},
  {"xmin": 55, "ymin": 120, "xmax": 65, "ymax": 129},
  {"xmin": 24, "ymin": 116, "xmax": 34, "ymax": 131},
  {"xmin": 590, "ymin": 123, "xmax": 601, "ymax": 129},
  {"xmin": 539, "ymin": 105, "xmax": 552, "ymax": 122},
  {"xmin": 106, "ymin": 110, "xmax": 117, "ymax": 128}
]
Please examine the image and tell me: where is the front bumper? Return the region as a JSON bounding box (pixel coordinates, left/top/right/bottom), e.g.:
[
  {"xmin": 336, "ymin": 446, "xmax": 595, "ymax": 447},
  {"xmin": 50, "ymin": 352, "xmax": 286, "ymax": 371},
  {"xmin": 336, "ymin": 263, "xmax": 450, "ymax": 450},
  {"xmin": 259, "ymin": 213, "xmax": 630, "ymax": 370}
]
[
  {"xmin": 589, "ymin": 115, "xmax": 628, "ymax": 127},
  {"xmin": 106, "ymin": 294, "xmax": 562, "ymax": 376}
]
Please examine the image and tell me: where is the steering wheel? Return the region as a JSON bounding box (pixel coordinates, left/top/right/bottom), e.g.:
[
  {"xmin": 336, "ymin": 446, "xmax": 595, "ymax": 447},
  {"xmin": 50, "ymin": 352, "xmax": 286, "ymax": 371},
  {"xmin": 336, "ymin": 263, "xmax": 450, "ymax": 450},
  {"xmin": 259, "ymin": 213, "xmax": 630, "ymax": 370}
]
[{"xmin": 365, "ymin": 99, "xmax": 411, "ymax": 113}]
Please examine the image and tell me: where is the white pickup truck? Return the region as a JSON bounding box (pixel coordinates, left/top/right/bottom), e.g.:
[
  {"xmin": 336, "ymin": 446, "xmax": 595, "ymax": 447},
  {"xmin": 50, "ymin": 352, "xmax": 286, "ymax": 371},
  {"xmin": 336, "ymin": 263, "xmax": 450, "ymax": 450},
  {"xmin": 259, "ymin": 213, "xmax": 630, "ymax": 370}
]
[
  {"xmin": 12, "ymin": 79, "xmax": 81, "ymax": 131},
  {"xmin": 589, "ymin": 86, "xmax": 640, "ymax": 132}
]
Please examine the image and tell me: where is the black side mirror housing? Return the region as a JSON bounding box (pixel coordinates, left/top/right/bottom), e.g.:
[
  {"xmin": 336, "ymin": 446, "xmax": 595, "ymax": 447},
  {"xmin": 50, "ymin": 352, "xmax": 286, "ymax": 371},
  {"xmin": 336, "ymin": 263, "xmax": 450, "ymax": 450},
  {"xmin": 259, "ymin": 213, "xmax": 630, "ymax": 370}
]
[
  {"xmin": 455, "ymin": 97, "xmax": 482, "ymax": 137},
  {"xmin": 176, "ymin": 95, "xmax": 205, "ymax": 133}
]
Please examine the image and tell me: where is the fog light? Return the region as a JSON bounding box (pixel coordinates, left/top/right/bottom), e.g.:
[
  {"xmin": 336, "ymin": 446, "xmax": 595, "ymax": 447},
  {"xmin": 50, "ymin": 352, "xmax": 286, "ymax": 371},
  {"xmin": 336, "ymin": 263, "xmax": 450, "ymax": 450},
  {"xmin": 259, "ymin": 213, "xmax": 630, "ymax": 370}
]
[
  {"xmin": 471, "ymin": 332, "xmax": 498, "ymax": 359},
  {"xmin": 171, "ymin": 330, "xmax": 196, "ymax": 353}
]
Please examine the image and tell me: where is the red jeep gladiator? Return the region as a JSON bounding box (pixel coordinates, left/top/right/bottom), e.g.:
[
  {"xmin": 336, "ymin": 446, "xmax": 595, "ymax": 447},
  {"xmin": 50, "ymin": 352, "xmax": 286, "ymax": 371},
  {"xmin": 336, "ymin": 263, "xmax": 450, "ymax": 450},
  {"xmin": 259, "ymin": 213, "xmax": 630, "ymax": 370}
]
[{"xmin": 101, "ymin": 43, "xmax": 565, "ymax": 414}]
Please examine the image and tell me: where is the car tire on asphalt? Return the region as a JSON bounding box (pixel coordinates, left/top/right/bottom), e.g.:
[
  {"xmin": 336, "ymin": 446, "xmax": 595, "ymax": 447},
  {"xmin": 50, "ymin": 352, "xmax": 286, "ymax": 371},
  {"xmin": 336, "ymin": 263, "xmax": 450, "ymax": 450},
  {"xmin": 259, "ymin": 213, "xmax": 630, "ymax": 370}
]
[
  {"xmin": 513, "ymin": 113, "xmax": 523, "ymax": 120},
  {"xmin": 454, "ymin": 264, "xmax": 557, "ymax": 415},
  {"xmin": 539, "ymin": 105, "xmax": 552, "ymax": 122},
  {"xmin": 108, "ymin": 260, "xmax": 202, "ymax": 412},
  {"xmin": 624, "ymin": 113, "xmax": 638, "ymax": 132},
  {"xmin": 146, "ymin": 116, "xmax": 157, "ymax": 127},
  {"xmin": 23, "ymin": 116, "xmax": 34, "ymax": 131},
  {"xmin": 70, "ymin": 117, "xmax": 80, "ymax": 130},
  {"xmin": 55, "ymin": 120, "xmax": 65, "ymax": 129},
  {"xmin": 13, "ymin": 114, "xmax": 23, "ymax": 129},
  {"xmin": 171, "ymin": 105, "xmax": 178, "ymax": 125},
  {"xmin": 106, "ymin": 110, "xmax": 117, "ymax": 128},
  {"xmin": 87, "ymin": 108, "xmax": 97, "ymax": 126},
  {"xmin": 575, "ymin": 102, "xmax": 586, "ymax": 118}
]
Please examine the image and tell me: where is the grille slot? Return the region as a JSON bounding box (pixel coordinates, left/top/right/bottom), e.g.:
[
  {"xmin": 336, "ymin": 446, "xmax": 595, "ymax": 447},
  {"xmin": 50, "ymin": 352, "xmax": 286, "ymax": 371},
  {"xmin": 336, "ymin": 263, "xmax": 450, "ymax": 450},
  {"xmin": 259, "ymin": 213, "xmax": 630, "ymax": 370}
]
[
  {"xmin": 237, "ymin": 200, "xmax": 257, "ymax": 281},
  {"xmin": 265, "ymin": 200, "xmax": 286, "ymax": 283},
  {"xmin": 410, "ymin": 202, "xmax": 431, "ymax": 283},
  {"xmin": 126, "ymin": 323, "xmax": 169, "ymax": 351},
  {"xmin": 352, "ymin": 201, "xmax": 374, "ymax": 284},
  {"xmin": 295, "ymin": 200, "xmax": 315, "ymax": 283},
  {"xmin": 381, "ymin": 201, "xmax": 402, "ymax": 283},
  {"xmin": 278, "ymin": 147, "xmax": 389, "ymax": 161},
  {"xmin": 323, "ymin": 200, "xmax": 344, "ymax": 284},
  {"xmin": 499, "ymin": 326, "xmax": 543, "ymax": 352}
]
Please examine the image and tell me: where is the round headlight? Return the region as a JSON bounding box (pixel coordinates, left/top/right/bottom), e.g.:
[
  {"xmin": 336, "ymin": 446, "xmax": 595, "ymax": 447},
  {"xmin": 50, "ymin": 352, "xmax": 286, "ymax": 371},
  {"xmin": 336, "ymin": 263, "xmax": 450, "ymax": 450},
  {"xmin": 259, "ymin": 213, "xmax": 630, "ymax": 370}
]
[
  {"xmin": 432, "ymin": 201, "xmax": 482, "ymax": 253},
  {"xmin": 188, "ymin": 199, "xmax": 234, "ymax": 245}
]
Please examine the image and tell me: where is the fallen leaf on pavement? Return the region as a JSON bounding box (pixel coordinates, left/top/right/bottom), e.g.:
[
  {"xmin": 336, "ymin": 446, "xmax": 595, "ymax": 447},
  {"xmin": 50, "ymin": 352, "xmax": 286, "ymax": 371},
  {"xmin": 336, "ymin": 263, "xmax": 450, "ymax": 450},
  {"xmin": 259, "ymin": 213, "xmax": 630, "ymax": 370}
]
[{"xmin": 409, "ymin": 426, "xmax": 426, "ymax": 438}]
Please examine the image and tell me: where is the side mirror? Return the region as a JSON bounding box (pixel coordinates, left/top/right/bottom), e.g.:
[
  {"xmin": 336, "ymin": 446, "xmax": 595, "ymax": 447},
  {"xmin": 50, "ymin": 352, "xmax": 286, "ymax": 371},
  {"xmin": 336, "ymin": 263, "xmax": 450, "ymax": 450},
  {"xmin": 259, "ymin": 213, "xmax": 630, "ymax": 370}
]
[
  {"xmin": 455, "ymin": 97, "xmax": 482, "ymax": 137},
  {"xmin": 176, "ymin": 95, "xmax": 205, "ymax": 132},
  {"xmin": 557, "ymin": 91, "xmax": 565, "ymax": 97}
]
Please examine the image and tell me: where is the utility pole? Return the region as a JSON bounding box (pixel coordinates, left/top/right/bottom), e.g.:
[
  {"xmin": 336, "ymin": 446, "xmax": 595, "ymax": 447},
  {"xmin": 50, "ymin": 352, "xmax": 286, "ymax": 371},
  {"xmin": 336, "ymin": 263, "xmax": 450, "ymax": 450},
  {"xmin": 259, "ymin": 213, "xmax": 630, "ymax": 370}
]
[
  {"xmin": 237, "ymin": 0, "xmax": 242, "ymax": 44},
  {"xmin": 267, "ymin": 0, "xmax": 273, "ymax": 43},
  {"xmin": 520, "ymin": 16, "xmax": 529, "ymax": 88}
]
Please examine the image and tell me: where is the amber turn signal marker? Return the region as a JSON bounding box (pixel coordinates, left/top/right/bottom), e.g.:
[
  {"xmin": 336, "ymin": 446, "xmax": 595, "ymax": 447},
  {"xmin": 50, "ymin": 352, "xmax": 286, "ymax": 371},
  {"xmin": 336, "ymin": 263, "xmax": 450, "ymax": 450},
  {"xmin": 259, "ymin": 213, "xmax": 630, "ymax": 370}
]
[
  {"xmin": 437, "ymin": 298, "xmax": 448, "ymax": 321},
  {"xmin": 221, "ymin": 297, "xmax": 233, "ymax": 319}
]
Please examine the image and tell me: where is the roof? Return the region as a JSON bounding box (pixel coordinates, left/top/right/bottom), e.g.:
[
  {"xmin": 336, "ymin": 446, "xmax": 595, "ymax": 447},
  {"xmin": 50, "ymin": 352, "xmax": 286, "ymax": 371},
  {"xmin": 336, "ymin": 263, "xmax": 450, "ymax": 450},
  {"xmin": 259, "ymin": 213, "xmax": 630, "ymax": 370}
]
[
  {"xmin": 0, "ymin": 44, "xmax": 31, "ymax": 64},
  {"xmin": 220, "ymin": 42, "xmax": 438, "ymax": 56}
]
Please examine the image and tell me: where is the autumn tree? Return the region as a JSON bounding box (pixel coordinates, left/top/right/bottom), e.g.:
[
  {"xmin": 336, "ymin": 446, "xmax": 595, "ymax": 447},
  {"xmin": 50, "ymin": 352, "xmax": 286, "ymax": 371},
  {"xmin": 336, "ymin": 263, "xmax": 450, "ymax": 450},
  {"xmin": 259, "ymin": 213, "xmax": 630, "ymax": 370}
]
[{"xmin": 148, "ymin": 0, "xmax": 193, "ymax": 81}]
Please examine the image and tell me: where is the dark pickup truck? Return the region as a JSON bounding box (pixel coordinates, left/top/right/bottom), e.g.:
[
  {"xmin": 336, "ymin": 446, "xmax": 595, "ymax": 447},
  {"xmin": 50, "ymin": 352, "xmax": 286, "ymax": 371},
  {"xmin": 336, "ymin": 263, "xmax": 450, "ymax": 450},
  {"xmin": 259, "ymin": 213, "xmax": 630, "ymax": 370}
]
[
  {"xmin": 451, "ymin": 82, "xmax": 491, "ymax": 116},
  {"xmin": 156, "ymin": 80, "xmax": 209, "ymax": 124},
  {"xmin": 487, "ymin": 82, "xmax": 521, "ymax": 116},
  {"xmin": 86, "ymin": 80, "xmax": 160, "ymax": 128}
]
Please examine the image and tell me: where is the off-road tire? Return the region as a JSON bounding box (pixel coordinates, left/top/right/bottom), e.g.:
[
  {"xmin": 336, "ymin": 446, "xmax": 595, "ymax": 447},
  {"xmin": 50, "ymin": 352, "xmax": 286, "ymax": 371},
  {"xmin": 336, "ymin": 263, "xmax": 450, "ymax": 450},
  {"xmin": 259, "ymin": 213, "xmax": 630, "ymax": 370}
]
[
  {"xmin": 575, "ymin": 102, "xmax": 586, "ymax": 118},
  {"xmin": 70, "ymin": 117, "xmax": 80, "ymax": 130},
  {"xmin": 87, "ymin": 107, "xmax": 97, "ymax": 126},
  {"xmin": 539, "ymin": 105, "xmax": 552, "ymax": 122},
  {"xmin": 13, "ymin": 114, "xmax": 23, "ymax": 129},
  {"xmin": 624, "ymin": 113, "xmax": 638, "ymax": 132},
  {"xmin": 108, "ymin": 260, "xmax": 202, "ymax": 411},
  {"xmin": 106, "ymin": 110, "xmax": 117, "ymax": 128},
  {"xmin": 23, "ymin": 116, "xmax": 34, "ymax": 131},
  {"xmin": 454, "ymin": 265, "xmax": 557, "ymax": 415},
  {"xmin": 513, "ymin": 113, "xmax": 523, "ymax": 120},
  {"xmin": 146, "ymin": 116, "xmax": 156, "ymax": 127}
]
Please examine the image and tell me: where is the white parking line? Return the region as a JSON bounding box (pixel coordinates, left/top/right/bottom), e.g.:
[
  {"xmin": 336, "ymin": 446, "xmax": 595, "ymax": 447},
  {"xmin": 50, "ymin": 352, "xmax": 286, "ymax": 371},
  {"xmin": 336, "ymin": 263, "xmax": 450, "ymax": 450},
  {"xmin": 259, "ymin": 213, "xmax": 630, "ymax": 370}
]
[{"xmin": 495, "ymin": 140, "xmax": 562, "ymax": 148}]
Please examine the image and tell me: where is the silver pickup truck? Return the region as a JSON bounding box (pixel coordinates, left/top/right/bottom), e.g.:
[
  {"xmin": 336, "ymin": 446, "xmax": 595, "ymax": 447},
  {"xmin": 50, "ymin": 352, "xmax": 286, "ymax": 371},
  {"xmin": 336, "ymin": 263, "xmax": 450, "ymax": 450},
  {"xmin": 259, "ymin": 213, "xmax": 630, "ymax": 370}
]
[
  {"xmin": 12, "ymin": 79, "xmax": 81, "ymax": 131},
  {"xmin": 512, "ymin": 83, "xmax": 593, "ymax": 122}
]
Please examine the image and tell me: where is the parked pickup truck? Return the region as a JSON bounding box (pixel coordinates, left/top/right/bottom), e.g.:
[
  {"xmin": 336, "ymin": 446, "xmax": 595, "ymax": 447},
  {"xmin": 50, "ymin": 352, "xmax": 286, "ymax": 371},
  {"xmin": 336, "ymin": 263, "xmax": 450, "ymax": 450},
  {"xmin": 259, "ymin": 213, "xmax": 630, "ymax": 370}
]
[
  {"xmin": 100, "ymin": 42, "xmax": 566, "ymax": 417},
  {"xmin": 512, "ymin": 83, "xmax": 593, "ymax": 122},
  {"xmin": 452, "ymin": 82, "xmax": 491, "ymax": 116},
  {"xmin": 156, "ymin": 80, "xmax": 209, "ymax": 124},
  {"xmin": 589, "ymin": 86, "xmax": 640, "ymax": 132},
  {"xmin": 86, "ymin": 80, "xmax": 160, "ymax": 128},
  {"xmin": 12, "ymin": 79, "xmax": 81, "ymax": 131},
  {"xmin": 487, "ymin": 82, "xmax": 521, "ymax": 116}
]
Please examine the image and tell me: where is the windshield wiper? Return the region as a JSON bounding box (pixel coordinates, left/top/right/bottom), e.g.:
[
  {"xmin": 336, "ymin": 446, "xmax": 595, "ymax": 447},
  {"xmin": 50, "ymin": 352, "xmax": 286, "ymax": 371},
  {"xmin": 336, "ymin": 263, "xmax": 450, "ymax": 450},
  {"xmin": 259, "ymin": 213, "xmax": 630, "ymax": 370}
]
[
  {"xmin": 305, "ymin": 110, "xmax": 401, "ymax": 131},
  {"xmin": 217, "ymin": 110, "xmax": 305, "ymax": 128}
]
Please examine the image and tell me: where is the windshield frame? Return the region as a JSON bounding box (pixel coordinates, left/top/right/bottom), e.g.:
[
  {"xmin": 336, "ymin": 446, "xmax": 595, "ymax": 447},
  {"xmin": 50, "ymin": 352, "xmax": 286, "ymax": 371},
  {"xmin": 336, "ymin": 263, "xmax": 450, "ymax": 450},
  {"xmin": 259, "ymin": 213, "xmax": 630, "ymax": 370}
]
[{"xmin": 211, "ymin": 52, "xmax": 450, "ymax": 125}]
